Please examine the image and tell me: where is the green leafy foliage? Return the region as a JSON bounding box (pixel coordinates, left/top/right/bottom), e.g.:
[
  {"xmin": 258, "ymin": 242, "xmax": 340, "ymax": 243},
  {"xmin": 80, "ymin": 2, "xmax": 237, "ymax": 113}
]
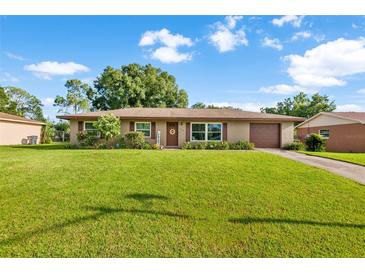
[
  {"xmin": 93, "ymin": 113, "xmax": 121, "ymax": 141},
  {"xmin": 305, "ymin": 133, "xmax": 326, "ymax": 152},
  {"xmin": 77, "ymin": 131, "xmax": 99, "ymax": 147},
  {"xmin": 90, "ymin": 64, "xmax": 188, "ymax": 110},
  {"xmin": 0, "ymin": 86, "xmax": 44, "ymax": 121},
  {"xmin": 261, "ymin": 92, "xmax": 336, "ymax": 119},
  {"xmin": 283, "ymin": 141, "xmax": 305, "ymax": 151},
  {"xmin": 229, "ymin": 140, "xmax": 255, "ymax": 150},
  {"xmin": 124, "ymin": 131, "xmax": 146, "ymax": 149},
  {"xmin": 40, "ymin": 121, "xmax": 55, "ymax": 144},
  {"xmin": 54, "ymin": 79, "xmax": 92, "ymax": 114}
]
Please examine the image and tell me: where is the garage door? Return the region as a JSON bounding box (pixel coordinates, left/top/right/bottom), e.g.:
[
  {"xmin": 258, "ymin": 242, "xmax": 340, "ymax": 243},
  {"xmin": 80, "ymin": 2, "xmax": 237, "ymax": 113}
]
[{"xmin": 250, "ymin": 123, "xmax": 280, "ymax": 148}]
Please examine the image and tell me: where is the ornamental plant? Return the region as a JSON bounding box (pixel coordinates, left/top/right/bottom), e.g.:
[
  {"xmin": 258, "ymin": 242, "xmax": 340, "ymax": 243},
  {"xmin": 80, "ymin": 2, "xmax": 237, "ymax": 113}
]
[
  {"xmin": 305, "ymin": 133, "xmax": 325, "ymax": 152},
  {"xmin": 93, "ymin": 113, "xmax": 121, "ymax": 141}
]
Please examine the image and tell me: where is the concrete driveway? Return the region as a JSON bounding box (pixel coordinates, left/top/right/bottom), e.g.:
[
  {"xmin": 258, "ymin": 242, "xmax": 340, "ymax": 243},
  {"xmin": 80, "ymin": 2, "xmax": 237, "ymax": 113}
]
[{"xmin": 257, "ymin": 148, "xmax": 365, "ymax": 185}]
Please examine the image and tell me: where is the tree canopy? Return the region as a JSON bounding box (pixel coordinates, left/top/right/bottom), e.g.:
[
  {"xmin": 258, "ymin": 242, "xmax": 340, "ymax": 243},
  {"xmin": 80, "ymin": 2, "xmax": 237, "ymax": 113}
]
[
  {"xmin": 0, "ymin": 86, "xmax": 44, "ymax": 121},
  {"xmin": 191, "ymin": 102, "xmax": 240, "ymax": 110},
  {"xmin": 261, "ymin": 92, "xmax": 336, "ymax": 118},
  {"xmin": 54, "ymin": 79, "xmax": 92, "ymax": 114},
  {"xmin": 89, "ymin": 64, "xmax": 188, "ymax": 110}
]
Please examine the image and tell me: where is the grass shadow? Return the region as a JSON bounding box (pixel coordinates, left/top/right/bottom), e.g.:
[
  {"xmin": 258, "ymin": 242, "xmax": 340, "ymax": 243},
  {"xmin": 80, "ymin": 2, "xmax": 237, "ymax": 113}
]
[
  {"xmin": 125, "ymin": 193, "xmax": 169, "ymax": 201},
  {"xmin": 0, "ymin": 206, "xmax": 190, "ymax": 247},
  {"xmin": 9, "ymin": 143, "xmax": 70, "ymax": 150},
  {"xmin": 228, "ymin": 217, "xmax": 365, "ymax": 229}
]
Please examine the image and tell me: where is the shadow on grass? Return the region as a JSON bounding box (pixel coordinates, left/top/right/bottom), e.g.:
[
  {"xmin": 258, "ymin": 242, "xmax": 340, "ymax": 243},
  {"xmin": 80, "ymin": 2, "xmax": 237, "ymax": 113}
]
[
  {"xmin": 125, "ymin": 193, "xmax": 169, "ymax": 201},
  {"xmin": 0, "ymin": 206, "xmax": 190, "ymax": 246},
  {"xmin": 9, "ymin": 143, "xmax": 70, "ymax": 150},
  {"xmin": 228, "ymin": 217, "xmax": 365, "ymax": 229}
]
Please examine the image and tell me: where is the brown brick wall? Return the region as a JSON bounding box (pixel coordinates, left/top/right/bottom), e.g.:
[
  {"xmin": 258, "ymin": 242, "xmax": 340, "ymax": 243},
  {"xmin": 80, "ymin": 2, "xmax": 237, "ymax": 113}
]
[{"xmin": 297, "ymin": 123, "xmax": 365, "ymax": 152}]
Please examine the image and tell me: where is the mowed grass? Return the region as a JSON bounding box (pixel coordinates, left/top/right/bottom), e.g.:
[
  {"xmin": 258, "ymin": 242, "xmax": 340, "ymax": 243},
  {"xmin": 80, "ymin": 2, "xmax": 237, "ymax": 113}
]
[
  {"xmin": 0, "ymin": 145, "xmax": 364, "ymax": 258},
  {"xmin": 300, "ymin": 151, "xmax": 365, "ymax": 166}
]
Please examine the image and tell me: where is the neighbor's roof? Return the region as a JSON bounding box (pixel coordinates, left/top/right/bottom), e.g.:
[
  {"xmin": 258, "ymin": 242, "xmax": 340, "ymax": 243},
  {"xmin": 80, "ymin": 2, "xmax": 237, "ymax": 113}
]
[
  {"xmin": 0, "ymin": 112, "xmax": 45, "ymax": 125},
  {"xmin": 57, "ymin": 108, "xmax": 305, "ymax": 122},
  {"xmin": 295, "ymin": 111, "xmax": 365, "ymax": 128}
]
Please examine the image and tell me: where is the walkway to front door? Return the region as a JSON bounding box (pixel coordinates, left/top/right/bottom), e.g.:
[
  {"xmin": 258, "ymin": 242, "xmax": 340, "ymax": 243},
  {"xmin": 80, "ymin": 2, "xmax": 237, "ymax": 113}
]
[
  {"xmin": 257, "ymin": 148, "xmax": 365, "ymax": 185},
  {"xmin": 166, "ymin": 122, "xmax": 178, "ymax": 147}
]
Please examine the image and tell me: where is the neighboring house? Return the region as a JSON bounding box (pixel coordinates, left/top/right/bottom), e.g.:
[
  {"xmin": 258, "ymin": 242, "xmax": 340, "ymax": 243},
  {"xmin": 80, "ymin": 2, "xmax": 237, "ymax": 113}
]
[
  {"xmin": 296, "ymin": 112, "xmax": 365, "ymax": 152},
  {"xmin": 58, "ymin": 108, "xmax": 304, "ymax": 148},
  {"xmin": 0, "ymin": 112, "xmax": 45, "ymax": 145}
]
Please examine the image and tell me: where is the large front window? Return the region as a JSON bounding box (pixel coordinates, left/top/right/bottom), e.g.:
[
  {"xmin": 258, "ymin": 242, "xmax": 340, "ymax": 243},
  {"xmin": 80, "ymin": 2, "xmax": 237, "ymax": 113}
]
[
  {"xmin": 135, "ymin": 122, "xmax": 151, "ymax": 137},
  {"xmin": 191, "ymin": 123, "xmax": 222, "ymax": 141},
  {"xmin": 84, "ymin": 122, "xmax": 97, "ymax": 132}
]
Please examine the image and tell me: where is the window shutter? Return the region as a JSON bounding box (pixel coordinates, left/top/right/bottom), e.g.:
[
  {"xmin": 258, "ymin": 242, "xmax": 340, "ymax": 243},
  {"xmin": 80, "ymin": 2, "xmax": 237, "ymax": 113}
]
[
  {"xmin": 151, "ymin": 122, "xmax": 156, "ymax": 139},
  {"xmin": 129, "ymin": 121, "xmax": 135, "ymax": 131},
  {"xmin": 186, "ymin": 122, "xmax": 190, "ymax": 142},
  {"xmin": 223, "ymin": 123, "xmax": 227, "ymax": 141},
  {"xmin": 78, "ymin": 121, "xmax": 84, "ymax": 132}
]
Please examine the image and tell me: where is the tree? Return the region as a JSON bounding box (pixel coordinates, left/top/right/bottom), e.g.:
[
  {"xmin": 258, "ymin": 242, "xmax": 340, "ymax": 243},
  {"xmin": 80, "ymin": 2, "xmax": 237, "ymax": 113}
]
[
  {"xmin": 41, "ymin": 120, "xmax": 56, "ymax": 144},
  {"xmin": 191, "ymin": 102, "xmax": 206, "ymax": 109},
  {"xmin": 261, "ymin": 92, "xmax": 336, "ymax": 118},
  {"xmin": 1, "ymin": 86, "xmax": 44, "ymax": 121},
  {"xmin": 54, "ymin": 79, "xmax": 92, "ymax": 114},
  {"xmin": 93, "ymin": 113, "xmax": 121, "ymax": 140},
  {"xmin": 90, "ymin": 64, "xmax": 188, "ymax": 110}
]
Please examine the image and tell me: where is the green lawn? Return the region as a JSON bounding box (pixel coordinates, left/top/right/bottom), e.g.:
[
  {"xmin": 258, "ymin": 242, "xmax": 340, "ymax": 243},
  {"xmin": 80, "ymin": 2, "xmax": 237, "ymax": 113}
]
[
  {"xmin": 0, "ymin": 145, "xmax": 364, "ymax": 257},
  {"xmin": 301, "ymin": 151, "xmax": 365, "ymax": 166}
]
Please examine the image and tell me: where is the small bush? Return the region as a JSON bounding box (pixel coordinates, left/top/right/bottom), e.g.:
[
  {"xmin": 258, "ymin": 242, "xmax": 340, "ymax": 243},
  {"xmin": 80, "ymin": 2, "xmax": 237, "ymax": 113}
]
[
  {"xmin": 206, "ymin": 141, "xmax": 229, "ymax": 150},
  {"xmin": 151, "ymin": 144, "xmax": 161, "ymax": 150},
  {"xmin": 283, "ymin": 141, "xmax": 305, "ymax": 151},
  {"xmin": 95, "ymin": 142, "xmax": 107, "ymax": 149},
  {"xmin": 191, "ymin": 142, "xmax": 207, "ymax": 149},
  {"xmin": 182, "ymin": 142, "xmax": 192, "ymax": 149},
  {"xmin": 142, "ymin": 143, "xmax": 152, "ymax": 149},
  {"xmin": 124, "ymin": 131, "xmax": 146, "ymax": 149},
  {"xmin": 93, "ymin": 113, "xmax": 121, "ymax": 141},
  {"xmin": 77, "ymin": 131, "xmax": 99, "ymax": 147},
  {"xmin": 305, "ymin": 133, "xmax": 325, "ymax": 152},
  {"xmin": 229, "ymin": 140, "xmax": 255, "ymax": 150}
]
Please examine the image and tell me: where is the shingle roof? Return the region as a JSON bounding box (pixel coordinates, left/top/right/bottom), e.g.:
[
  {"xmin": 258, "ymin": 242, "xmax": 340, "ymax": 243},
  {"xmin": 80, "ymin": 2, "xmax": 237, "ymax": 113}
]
[
  {"xmin": 0, "ymin": 112, "xmax": 45, "ymax": 125},
  {"xmin": 326, "ymin": 112, "xmax": 365, "ymax": 123},
  {"xmin": 57, "ymin": 108, "xmax": 305, "ymax": 122}
]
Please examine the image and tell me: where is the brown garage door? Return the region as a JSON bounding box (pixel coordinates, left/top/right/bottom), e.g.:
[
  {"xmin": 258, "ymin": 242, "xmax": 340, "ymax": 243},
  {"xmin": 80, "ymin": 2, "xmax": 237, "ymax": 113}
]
[{"xmin": 250, "ymin": 123, "xmax": 280, "ymax": 148}]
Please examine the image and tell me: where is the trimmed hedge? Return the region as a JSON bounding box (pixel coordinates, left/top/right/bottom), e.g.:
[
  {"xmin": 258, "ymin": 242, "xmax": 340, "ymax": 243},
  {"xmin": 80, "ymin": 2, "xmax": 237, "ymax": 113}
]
[
  {"xmin": 182, "ymin": 140, "xmax": 254, "ymax": 150},
  {"xmin": 283, "ymin": 141, "xmax": 305, "ymax": 151}
]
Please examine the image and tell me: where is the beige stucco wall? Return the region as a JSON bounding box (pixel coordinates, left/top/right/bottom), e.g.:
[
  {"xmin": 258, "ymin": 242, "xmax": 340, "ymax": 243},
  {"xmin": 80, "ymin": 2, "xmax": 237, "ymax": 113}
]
[
  {"xmin": 70, "ymin": 120, "xmax": 79, "ymax": 144},
  {"xmin": 227, "ymin": 121, "xmax": 250, "ymax": 143},
  {"xmin": 280, "ymin": 122, "xmax": 294, "ymax": 147},
  {"xmin": 297, "ymin": 114, "xmax": 356, "ymax": 128},
  {"xmin": 0, "ymin": 120, "xmax": 43, "ymax": 145}
]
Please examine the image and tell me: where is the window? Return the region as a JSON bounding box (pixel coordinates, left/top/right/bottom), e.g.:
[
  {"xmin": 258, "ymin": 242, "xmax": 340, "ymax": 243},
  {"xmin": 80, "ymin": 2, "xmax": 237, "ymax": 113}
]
[
  {"xmin": 84, "ymin": 122, "xmax": 97, "ymax": 132},
  {"xmin": 135, "ymin": 122, "xmax": 151, "ymax": 137},
  {"xmin": 319, "ymin": 129, "xmax": 330, "ymax": 139},
  {"xmin": 191, "ymin": 123, "xmax": 222, "ymax": 141}
]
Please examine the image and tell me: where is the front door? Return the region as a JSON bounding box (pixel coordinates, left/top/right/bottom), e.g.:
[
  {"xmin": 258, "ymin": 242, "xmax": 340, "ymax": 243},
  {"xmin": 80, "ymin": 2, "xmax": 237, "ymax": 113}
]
[{"xmin": 166, "ymin": 122, "xmax": 178, "ymax": 146}]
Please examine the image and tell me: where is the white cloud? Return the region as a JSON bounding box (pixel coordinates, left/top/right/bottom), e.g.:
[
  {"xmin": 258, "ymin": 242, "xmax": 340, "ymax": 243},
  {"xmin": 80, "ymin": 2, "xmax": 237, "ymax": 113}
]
[
  {"xmin": 356, "ymin": 88, "xmax": 365, "ymax": 94},
  {"xmin": 151, "ymin": 47, "xmax": 192, "ymax": 64},
  {"xmin": 262, "ymin": 37, "xmax": 283, "ymax": 51},
  {"xmin": 0, "ymin": 72, "xmax": 20, "ymax": 83},
  {"xmin": 208, "ymin": 16, "xmax": 248, "ymax": 53},
  {"xmin": 336, "ymin": 104, "xmax": 363, "ymax": 112},
  {"xmin": 3, "ymin": 51, "xmax": 27, "ymax": 61},
  {"xmin": 352, "ymin": 23, "xmax": 359, "ymax": 29},
  {"xmin": 291, "ymin": 31, "xmax": 312, "ymax": 41},
  {"xmin": 41, "ymin": 97, "xmax": 54, "ymax": 106},
  {"xmin": 24, "ymin": 61, "xmax": 90, "ymax": 80},
  {"xmin": 272, "ymin": 15, "xmax": 305, "ymax": 28},
  {"xmin": 205, "ymin": 102, "xmax": 264, "ymax": 112},
  {"xmin": 259, "ymin": 84, "xmax": 311, "ymax": 95},
  {"xmin": 285, "ymin": 38, "xmax": 365, "ymax": 87},
  {"xmin": 225, "ymin": 16, "xmax": 243, "ymax": 29},
  {"xmin": 139, "ymin": 28, "xmax": 193, "ymax": 63}
]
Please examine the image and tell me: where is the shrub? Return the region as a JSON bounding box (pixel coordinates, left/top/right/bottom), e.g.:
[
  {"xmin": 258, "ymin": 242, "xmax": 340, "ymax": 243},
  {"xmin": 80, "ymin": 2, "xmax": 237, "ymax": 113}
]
[
  {"xmin": 191, "ymin": 142, "xmax": 207, "ymax": 149},
  {"xmin": 182, "ymin": 142, "xmax": 192, "ymax": 149},
  {"xmin": 124, "ymin": 131, "xmax": 145, "ymax": 149},
  {"xmin": 142, "ymin": 143, "xmax": 152, "ymax": 149},
  {"xmin": 305, "ymin": 133, "xmax": 325, "ymax": 152},
  {"xmin": 206, "ymin": 141, "xmax": 230, "ymax": 150},
  {"xmin": 77, "ymin": 131, "xmax": 99, "ymax": 147},
  {"xmin": 93, "ymin": 113, "xmax": 121, "ymax": 141},
  {"xmin": 229, "ymin": 140, "xmax": 255, "ymax": 150},
  {"xmin": 283, "ymin": 141, "xmax": 305, "ymax": 151},
  {"xmin": 95, "ymin": 142, "xmax": 107, "ymax": 149},
  {"xmin": 151, "ymin": 144, "xmax": 161, "ymax": 150},
  {"xmin": 41, "ymin": 121, "xmax": 55, "ymax": 144}
]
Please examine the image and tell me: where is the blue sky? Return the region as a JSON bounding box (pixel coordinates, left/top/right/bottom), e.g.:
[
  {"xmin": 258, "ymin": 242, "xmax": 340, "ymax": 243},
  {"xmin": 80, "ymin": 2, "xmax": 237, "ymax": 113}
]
[{"xmin": 1, "ymin": 15, "xmax": 365, "ymax": 120}]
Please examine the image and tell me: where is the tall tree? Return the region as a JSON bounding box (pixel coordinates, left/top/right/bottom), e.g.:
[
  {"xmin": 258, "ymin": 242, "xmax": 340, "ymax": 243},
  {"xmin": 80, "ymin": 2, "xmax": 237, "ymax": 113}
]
[
  {"xmin": 89, "ymin": 64, "xmax": 189, "ymax": 110},
  {"xmin": 54, "ymin": 79, "xmax": 92, "ymax": 114},
  {"xmin": 191, "ymin": 102, "xmax": 206, "ymax": 109},
  {"xmin": 261, "ymin": 92, "xmax": 336, "ymax": 118},
  {"xmin": 1, "ymin": 86, "xmax": 44, "ymax": 120}
]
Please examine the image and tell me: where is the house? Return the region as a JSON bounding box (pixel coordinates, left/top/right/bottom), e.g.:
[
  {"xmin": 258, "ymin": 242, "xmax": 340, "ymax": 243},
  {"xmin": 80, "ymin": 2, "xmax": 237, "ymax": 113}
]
[
  {"xmin": 296, "ymin": 112, "xmax": 365, "ymax": 152},
  {"xmin": 0, "ymin": 112, "xmax": 45, "ymax": 145},
  {"xmin": 57, "ymin": 108, "xmax": 304, "ymax": 148}
]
